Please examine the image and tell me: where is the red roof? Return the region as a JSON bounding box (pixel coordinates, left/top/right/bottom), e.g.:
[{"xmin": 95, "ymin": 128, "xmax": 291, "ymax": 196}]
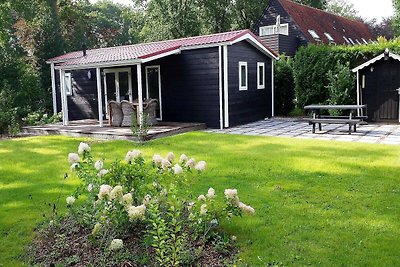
[
  {"xmin": 48, "ymin": 30, "xmax": 277, "ymax": 67},
  {"xmin": 278, "ymin": 0, "xmax": 373, "ymax": 45}
]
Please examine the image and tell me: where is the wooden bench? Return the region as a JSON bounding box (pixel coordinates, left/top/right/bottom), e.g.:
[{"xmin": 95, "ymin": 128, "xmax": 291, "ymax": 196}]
[{"xmin": 305, "ymin": 118, "xmax": 367, "ymax": 134}]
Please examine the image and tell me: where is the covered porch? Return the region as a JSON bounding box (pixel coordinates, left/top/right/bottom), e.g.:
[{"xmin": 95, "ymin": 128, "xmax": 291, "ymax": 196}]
[{"xmin": 22, "ymin": 120, "xmax": 206, "ymax": 141}]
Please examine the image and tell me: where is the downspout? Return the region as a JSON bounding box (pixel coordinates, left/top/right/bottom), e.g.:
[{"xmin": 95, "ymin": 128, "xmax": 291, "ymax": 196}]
[
  {"xmin": 218, "ymin": 46, "xmax": 223, "ymax": 129},
  {"xmin": 356, "ymin": 70, "xmax": 360, "ymax": 116},
  {"xmin": 271, "ymin": 60, "xmax": 275, "ymax": 117},
  {"xmin": 223, "ymin": 45, "xmax": 229, "ymax": 128}
]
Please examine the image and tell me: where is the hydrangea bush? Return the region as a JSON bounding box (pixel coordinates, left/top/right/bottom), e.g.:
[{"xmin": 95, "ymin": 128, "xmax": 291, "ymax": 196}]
[{"xmin": 63, "ymin": 142, "xmax": 255, "ymax": 265}]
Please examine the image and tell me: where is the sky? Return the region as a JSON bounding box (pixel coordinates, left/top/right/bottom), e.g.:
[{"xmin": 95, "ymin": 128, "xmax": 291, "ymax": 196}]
[{"xmin": 90, "ymin": 0, "xmax": 395, "ymax": 22}]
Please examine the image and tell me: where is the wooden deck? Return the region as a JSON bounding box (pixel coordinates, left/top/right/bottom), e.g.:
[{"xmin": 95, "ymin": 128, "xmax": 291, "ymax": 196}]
[{"xmin": 21, "ymin": 119, "xmax": 206, "ymax": 141}]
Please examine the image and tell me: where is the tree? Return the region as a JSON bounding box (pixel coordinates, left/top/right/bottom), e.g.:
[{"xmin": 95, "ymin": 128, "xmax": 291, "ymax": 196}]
[
  {"xmin": 325, "ymin": 0, "xmax": 359, "ymax": 20},
  {"xmin": 366, "ymin": 18, "xmax": 395, "ymax": 40},
  {"xmin": 233, "ymin": 0, "xmax": 269, "ymax": 29},
  {"xmin": 392, "ymin": 0, "xmax": 400, "ymax": 36},
  {"xmin": 198, "ymin": 0, "xmax": 233, "ymax": 33}
]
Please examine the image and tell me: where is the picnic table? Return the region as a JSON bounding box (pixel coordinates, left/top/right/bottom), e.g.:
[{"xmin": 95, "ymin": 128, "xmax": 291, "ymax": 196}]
[{"xmin": 304, "ymin": 105, "xmax": 368, "ymax": 134}]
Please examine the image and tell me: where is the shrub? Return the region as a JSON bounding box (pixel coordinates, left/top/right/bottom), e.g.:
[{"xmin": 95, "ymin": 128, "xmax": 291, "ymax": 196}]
[
  {"xmin": 22, "ymin": 109, "xmax": 62, "ymax": 126},
  {"xmin": 274, "ymin": 56, "xmax": 295, "ymax": 115},
  {"xmin": 0, "ymin": 84, "xmax": 19, "ymax": 135},
  {"xmin": 326, "ymin": 62, "xmax": 356, "ymax": 115},
  {"xmin": 28, "ymin": 143, "xmax": 255, "ymax": 266}
]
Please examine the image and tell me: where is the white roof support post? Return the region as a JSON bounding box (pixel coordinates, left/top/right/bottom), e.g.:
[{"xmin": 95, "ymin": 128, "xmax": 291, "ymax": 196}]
[
  {"xmin": 223, "ymin": 45, "xmax": 229, "ymax": 128},
  {"xmin": 128, "ymin": 71, "xmax": 133, "ymax": 102},
  {"xmin": 50, "ymin": 63, "xmax": 57, "ymax": 115},
  {"xmin": 218, "ymin": 46, "xmax": 223, "ymax": 130},
  {"xmin": 271, "ymin": 60, "xmax": 275, "ymax": 117},
  {"xmin": 96, "ymin": 68, "xmax": 104, "ymax": 127},
  {"xmin": 356, "ymin": 70, "xmax": 360, "ymax": 117},
  {"xmin": 115, "ymin": 72, "xmax": 120, "ymax": 102},
  {"xmin": 103, "ymin": 73, "xmax": 108, "ymax": 119},
  {"xmin": 59, "ymin": 69, "xmax": 69, "ymax": 126},
  {"xmin": 137, "ymin": 64, "xmax": 144, "ymax": 125}
]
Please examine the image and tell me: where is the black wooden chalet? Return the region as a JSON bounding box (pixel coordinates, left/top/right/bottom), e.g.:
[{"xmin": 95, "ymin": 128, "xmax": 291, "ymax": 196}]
[
  {"xmin": 253, "ymin": 0, "xmax": 374, "ymax": 56},
  {"xmin": 47, "ymin": 30, "xmax": 278, "ymax": 129}
]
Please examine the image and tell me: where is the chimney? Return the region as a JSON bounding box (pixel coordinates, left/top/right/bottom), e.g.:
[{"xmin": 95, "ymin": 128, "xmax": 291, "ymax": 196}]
[{"xmin": 81, "ymin": 43, "xmax": 87, "ymax": 57}]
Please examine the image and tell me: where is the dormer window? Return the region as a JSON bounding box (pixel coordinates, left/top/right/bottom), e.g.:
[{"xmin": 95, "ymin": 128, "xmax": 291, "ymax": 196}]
[
  {"xmin": 324, "ymin": 32, "xmax": 335, "ymax": 43},
  {"xmin": 308, "ymin": 29, "xmax": 320, "ymax": 40},
  {"xmin": 355, "ymin": 39, "xmax": 362, "ymax": 45},
  {"xmin": 361, "ymin": 38, "xmax": 368, "ymax": 44},
  {"xmin": 343, "ymin": 36, "xmax": 350, "ymax": 45},
  {"xmin": 348, "ymin": 37, "xmax": 355, "ymax": 45}
]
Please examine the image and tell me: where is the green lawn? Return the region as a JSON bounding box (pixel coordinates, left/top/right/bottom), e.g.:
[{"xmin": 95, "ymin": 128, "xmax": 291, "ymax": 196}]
[{"xmin": 1, "ymin": 133, "xmax": 400, "ymax": 266}]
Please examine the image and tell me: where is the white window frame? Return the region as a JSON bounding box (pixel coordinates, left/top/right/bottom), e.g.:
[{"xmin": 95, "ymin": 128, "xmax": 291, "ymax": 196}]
[
  {"xmin": 257, "ymin": 62, "xmax": 265, "ymax": 89},
  {"xmin": 64, "ymin": 73, "xmax": 72, "ymax": 96},
  {"xmin": 324, "ymin": 32, "xmax": 335, "ymax": 43},
  {"xmin": 145, "ymin": 65, "xmax": 162, "ymax": 120},
  {"xmin": 238, "ymin": 62, "xmax": 248, "ymax": 91},
  {"xmin": 308, "ymin": 29, "xmax": 320, "ymax": 40},
  {"xmin": 259, "ymin": 23, "xmax": 289, "ymax": 36}
]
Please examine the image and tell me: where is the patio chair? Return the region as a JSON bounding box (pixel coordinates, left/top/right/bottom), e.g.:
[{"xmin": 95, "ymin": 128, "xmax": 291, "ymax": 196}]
[
  {"xmin": 120, "ymin": 100, "xmax": 137, "ymax": 127},
  {"xmin": 143, "ymin": 98, "xmax": 159, "ymax": 126},
  {"xmin": 108, "ymin": 101, "xmax": 123, "ymax": 127}
]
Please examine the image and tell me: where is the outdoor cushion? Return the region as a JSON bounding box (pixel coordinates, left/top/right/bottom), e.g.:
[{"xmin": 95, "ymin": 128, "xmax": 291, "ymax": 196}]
[
  {"xmin": 120, "ymin": 100, "xmax": 136, "ymax": 127},
  {"xmin": 108, "ymin": 101, "xmax": 123, "ymax": 127}
]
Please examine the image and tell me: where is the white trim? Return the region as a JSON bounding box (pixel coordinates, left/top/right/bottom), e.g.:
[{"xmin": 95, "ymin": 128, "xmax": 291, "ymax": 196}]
[
  {"xmin": 352, "ymin": 52, "xmax": 400, "ymax": 72},
  {"xmin": 271, "ymin": 60, "xmax": 275, "ymax": 117},
  {"xmin": 145, "ymin": 65, "xmax": 162, "ymax": 120},
  {"xmin": 103, "ymin": 67, "xmax": 131, "ymax": 74},
  {"xmin": 128, "ymin": 72, "xmax": 133, "ymax": 102},
  {"xmin": 50, "ymin": 63, "xmax": 57, "ymax": 115},
  {"xmin": 218, "ymin": 46, "xmax": 223, "ymax": 130},
  {"xmin": 223, "ymin": 45, "xmax": 229, "ymax": 128},
  {"xmin": 96, "ymin": 68, "xmax": 103, "ymax": 127},
  {"xmin": 103, "ymin": 74, "xmax": 108, "ymax": 119},
  {"xmin": 230, "ymin": 33, "xmax": 279, "ymax": 60},
  {"xmin": 59, "ymin": 69, "xmax": 69, "ymax": 125},
  {"xmin": 115, "ymin": 72, "xmax": 120, "ymax": 102},
  {"xmin": 257, "ymin": 62, "xmax": 265, "ymax": 89},
  {"xmin": 239, "ymin": 61, "xmax": 248, "ymax": 91},
  {"xmin": 137, "ymin": 64, "xmax": 144, "ymax": 125},
  {"xmin": 64, "ymin": 73, "xmax": 72, "ymax": 96},
  {"xmin": 141, "ymin": 49, "xmax": 181, "ymax": 63},
  {"xmin": 55, "ymin": 59, "xmax": 141, "ymax": 71},
  {"xmin": 356, "ymin": 70, "xmax": 360, "ymax": 116}
]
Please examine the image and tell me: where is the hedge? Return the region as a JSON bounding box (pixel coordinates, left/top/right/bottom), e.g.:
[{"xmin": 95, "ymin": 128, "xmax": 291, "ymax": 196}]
[{"xmin": 292, "ymin": 38, "xmax": 400, "ymax": 108}]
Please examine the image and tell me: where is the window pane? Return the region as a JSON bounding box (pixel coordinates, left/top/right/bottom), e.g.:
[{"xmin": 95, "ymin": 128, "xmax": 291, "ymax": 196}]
[
  {"xmin": 241, "ymin": 66, "xmax": 246, "ymax": 87},
  {"xmin": 259, "ymin": 66, "xmax": 264, "ymax": 85}
]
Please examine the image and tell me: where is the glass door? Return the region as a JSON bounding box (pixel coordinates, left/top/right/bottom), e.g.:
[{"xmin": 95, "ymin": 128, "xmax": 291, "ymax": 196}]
[{"xmin": 146, "ymin": 66, "xmax": 162, "ymax": 120}]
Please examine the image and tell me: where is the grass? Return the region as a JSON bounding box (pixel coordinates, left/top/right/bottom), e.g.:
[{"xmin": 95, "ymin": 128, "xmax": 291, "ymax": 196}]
[{"xmin": 1, "ymin": 133, "xmax": 400, "ymax": 266}]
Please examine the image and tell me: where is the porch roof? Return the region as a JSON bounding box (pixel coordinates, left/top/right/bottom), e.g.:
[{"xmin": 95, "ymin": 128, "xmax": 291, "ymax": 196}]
[{"xmin": 47, "ymin": 29, "xmax": 278, "ymax": 69}]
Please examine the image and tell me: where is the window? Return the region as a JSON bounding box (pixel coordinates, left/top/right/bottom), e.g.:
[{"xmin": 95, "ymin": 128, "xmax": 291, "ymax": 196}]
[
  {"xmin": 238, "ymin": 62, "xmax": 248, "ymax": 91},
  {"xmin": 64, "ymin": 73, "xmax": 72, "ymax": 96},
  {"xmin": 324, "ymin": 32, "xmax": 335, "ymax": 43},
  {"xmin": 361, "ymin": 38, "xmax": 368, "ymax": 44},
  {"xmin": 257, "ymin": 62, "xmax": 265, "ymax": 89},
  {"xmin": 348, "ymin": 37, "xmax": 355, "ymax": 45},
  {"xmin": 343, "ymin": 36, "xmax": 350, "ymax": 45},
  {"xmin": 259, "ymin": 23, "xmax": 289, "ymax": 36},
  {"xmin": 308, "ymin": 29, "xmax": 320, "ymax": 40},
  {"xmin": 355, "ymin": 39, "xmax": 362, "ymax": 45}
]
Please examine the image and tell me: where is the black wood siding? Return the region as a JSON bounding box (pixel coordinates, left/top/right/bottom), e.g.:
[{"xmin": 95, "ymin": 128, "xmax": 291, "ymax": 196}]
[
  {"xmin": 144, "ymin": 48, "xmax": 220, "ymax": 128},
  {"xmin": 360, "ymin": 58, "xmax": 400, "ymax": 122},
  {"xmin": 252, "ymin": 0, "xmax": 308, "ymax": 56},
  {"xmin": 227, "ymin": 42, "xmax": 272, "ymax": 127},
  {"xmin": 55, "ymin": 69, "xmax": 99, "ymax": 120}
]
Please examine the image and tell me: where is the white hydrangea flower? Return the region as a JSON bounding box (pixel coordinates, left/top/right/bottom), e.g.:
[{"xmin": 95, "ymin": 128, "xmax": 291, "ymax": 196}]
[
  {"xmin": 98, "ymin": 184, "xmax": 112, "ymax": 199},
  {"xmin": 224, "ymin": 189, "xmax": 240, "ymax": 205},
  {"xmin": 160, "ymin": 188, "xmax": 167, "ymax": 197},
  {"xmin": 166, "ymin": 152, "xmax": 175, "ymax": 162},
  {"xmin": 238, "ymin": 202, "xmax": 255, "ymax": 214},
  {"xmin": 125, "ymin": 149, "xmax": 142, "ymax": 162},
  {"xmin": 78, "ymin": 142, "xmax": 91, "ymax": 154},
  {"xmin": 127, "ymin": 204, "xmax": 146, "ymax": 221},
  {"xmin": 180, "ymin": 154, "xmax": 189, "ymax": 162},
  {"xmin": 185, "ymin": 158, "xmax": 196, "ymax": 169},
  {"xmin": 195, "ymin": 161, "xmax": 207, "ymax": 172},
  {"xmin": 206, "ymin": 188, "xmax": 216, "ymax": 199},
  {"xmin": 161, "ymin": 159, "xmax": 171, "ymax": 169},
  {"xmin": 152, "ymin": 154, "xmax": 163, "ymax": 166},
  {"xmin": 121, "ymin": 193, "xmax": 133, "ymax": 206},
  {"xmin": 94, "ymin": 160, "xmax": 103, "ymax": 171},
  {"xmin": 87, "ymin": 183, "xmax": 94, "ymax": 192},
  {"xmin": 92, "ymin": 222, "xmax": 101, "ymax": 236},
  {"xmin": 200, "ymin": 204, "xmax": 207, "ymax": 215},
  {"xmin": 187, "ymin": 202, "xmax": 195, "ymax": 211},
  {"xmin": 110, "ymin": 239, "xmax": 124, "ymax": 251},
  {"xmin": 110, "ymin": 185, "xmax": 123, "ymax": 200},
  {"xmin": 68, "ymin": 153, "xmax": 80, "ymax": 164},
  {"xmin": 142, "ymin": 194, "xmax": 152, "ymax": 205},
  {"xmin": 173, "ymin": 164, "xmax": 183, "ymax": 175},
  {"xmin": 197, "ymin": 194, "xmax": 206, "ymax": 201},
  {"xmin": 97, "ymin": 169, "xmax": 109, "ymax": 177},
  {"xmin": 231, "ymin": 235, "xmax": 237, "ymax": 241},
  {"xmin": 70, "ymin": 163, "xmax": 79, "ymax": 171},
  {"xmin": 66, "ymin": 196, "xmax": 75, "ymax": 205}
]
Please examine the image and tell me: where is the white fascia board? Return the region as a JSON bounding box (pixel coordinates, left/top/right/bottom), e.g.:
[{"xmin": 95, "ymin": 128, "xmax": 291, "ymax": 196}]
[
  {"xmin": 55, "ymin": 59, "xmax": 142, "ymax": 70},
  {"xmin": 352, "ymin": 52, "xmax": 400, "ymax": 72},
  {"xmin": 180, "ymin": 42, "xmax": 231, "ymax": 51},
  {"xmin": 140, "ymin": 48, "xmax": 181, "ymax": 63},
  {"xmin": 230, "ymin": 33, "xmax": 279, "ymax": 60}
]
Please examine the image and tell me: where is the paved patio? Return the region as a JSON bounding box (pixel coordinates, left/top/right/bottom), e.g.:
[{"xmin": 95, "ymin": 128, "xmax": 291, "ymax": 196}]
[{"xmin": 204, "ymin": 118, "xmax": 400, "ymax": 145}]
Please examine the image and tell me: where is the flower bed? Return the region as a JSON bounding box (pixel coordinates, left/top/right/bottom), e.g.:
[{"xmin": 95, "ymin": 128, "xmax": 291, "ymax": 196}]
[{"xmin": 26, "ymin": 142, "xmax": 255, "ymax": 266}]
